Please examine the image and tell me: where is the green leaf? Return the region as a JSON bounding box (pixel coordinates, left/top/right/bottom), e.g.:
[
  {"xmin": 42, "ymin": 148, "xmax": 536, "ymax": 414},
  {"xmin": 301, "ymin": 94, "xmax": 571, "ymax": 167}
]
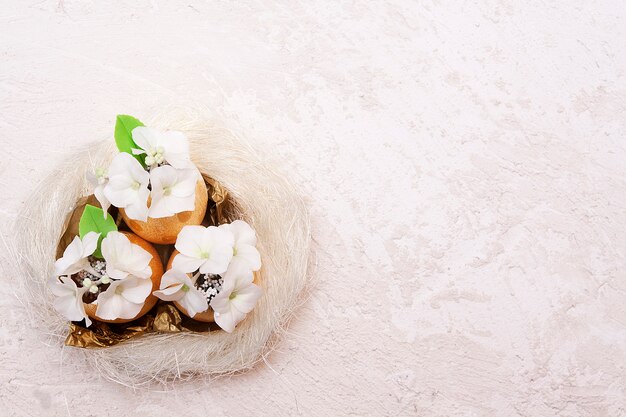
[
  {"xmin": 114, "ymin": 114, "xmax": 145, "ymax": 166},
  {"xmin": 78, "ymin": 205, "xmax": 118, "ymax": 258}
]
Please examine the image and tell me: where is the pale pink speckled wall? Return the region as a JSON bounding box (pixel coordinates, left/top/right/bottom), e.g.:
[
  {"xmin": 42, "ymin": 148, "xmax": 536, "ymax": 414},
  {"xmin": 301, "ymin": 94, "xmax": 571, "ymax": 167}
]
[{"xmin": 1, "ymin": 1, "xmax": 625, "ymax": 416}]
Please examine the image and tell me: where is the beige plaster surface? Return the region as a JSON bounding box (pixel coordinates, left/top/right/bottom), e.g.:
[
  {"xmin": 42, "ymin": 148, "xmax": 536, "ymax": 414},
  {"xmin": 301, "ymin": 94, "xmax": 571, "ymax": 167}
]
[{"xmin": 1, "ymin": 1, "xmax": 625, "ymax": 416}]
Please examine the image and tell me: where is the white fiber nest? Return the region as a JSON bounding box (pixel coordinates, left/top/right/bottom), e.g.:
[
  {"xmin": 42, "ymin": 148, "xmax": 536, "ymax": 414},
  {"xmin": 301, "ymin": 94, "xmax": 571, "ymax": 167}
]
[{"xmin": 9, "ymin": 110, "xmax": 311, "ymax": 387}]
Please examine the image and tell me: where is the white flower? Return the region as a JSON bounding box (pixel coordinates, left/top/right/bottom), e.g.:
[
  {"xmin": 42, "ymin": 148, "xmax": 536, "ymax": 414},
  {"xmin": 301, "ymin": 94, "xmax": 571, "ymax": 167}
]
[
  {"xmin": 219, "ymin": 220, "xmax": 261, "ymax": 275},
  {"xmin": 153, "ymin": 269, "xmax": 208, "ymax": 317},
  {"xmin": 210, "ymin": 271, "xmax": 261, "ymax": 333},
  {"xmin": 95, "ymin": 276, "xmax": 153, "ymax": 320},
  {"xmin": 100, "ymin": 231, "xmax": 152, "ymax": 280},
  {"xmin": 131, "ymin": 126, "xmax": 192, "ymax": 169},
  {"xmin": 54, "ymin": 232, "xmax": 100, "ymax": 276},
  {"xmin": 49, "ymin": 276, "xmax": 92, "ymax": 327},
  {"xmin": 172, "ymin": 225, "xmax": 234, "ymax": 274},
  {"xmin": 103, "ymin": 152, "xmax": 150, "ymax": 221},
  {"xmin": 86, "ymin": 167, "xmax": 110, "ymax": 217},
  {"xmin": 148, "ymin": 165, "xmax": 198, "ymax": 218}
]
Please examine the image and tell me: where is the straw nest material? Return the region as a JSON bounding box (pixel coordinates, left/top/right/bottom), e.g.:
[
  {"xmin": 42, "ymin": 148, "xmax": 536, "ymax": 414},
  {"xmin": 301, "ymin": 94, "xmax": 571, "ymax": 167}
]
[{"xmin": 9, "ymin": 110, "xmax": 311, "ymax": 387}]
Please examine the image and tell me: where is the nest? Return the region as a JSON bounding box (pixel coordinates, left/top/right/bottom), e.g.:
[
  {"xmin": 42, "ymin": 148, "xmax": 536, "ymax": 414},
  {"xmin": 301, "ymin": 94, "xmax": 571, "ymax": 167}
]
[{"xmin": 8, "ymin": 110, "xmax": 311, "ymax": 387}]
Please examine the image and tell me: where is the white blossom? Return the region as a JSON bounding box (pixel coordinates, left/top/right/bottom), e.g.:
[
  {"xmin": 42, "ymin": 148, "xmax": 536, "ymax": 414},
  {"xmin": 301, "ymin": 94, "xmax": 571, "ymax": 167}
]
[
  {"xmin": 210, "ymin": 271, "xmax": 261, "ymax": 333},
  {"xmin": 103, "ymin": 152, "xmax": 150, "ymax": 221},
  {"xmin": 172, "ymin": 225, "xmax": 234, "ymax": 274},
  {"xmin": 100, "ymin": 231, "xmax": 152, "ymax": 280},
  {"xmin": 219, "ymin": 220, "xmax": 261, "ymax": 275},
  {"xmin": 153, "ymin": 269, "xmax": 208, "ymax": 317},
  {"xmin": 148, "ymin": 165, "xmax": 198, "ymax": 218},
  {"xmin": 95, "ymin": 276, "xmax": 153, "ymax": 320},
  {"xmin": 54, "ymin": 232, "xmax": 100, "ymax": 277},
  {"xmin": 49, "ymin": 276, "xmax": 92, "ymax": 327},
  {"xmin": 131, "ymin": 126, "xmax": 192, "ymax": 169},
  {"xmin": 86, "ymin": 167, "xmax": 110, "ymax": 217}
]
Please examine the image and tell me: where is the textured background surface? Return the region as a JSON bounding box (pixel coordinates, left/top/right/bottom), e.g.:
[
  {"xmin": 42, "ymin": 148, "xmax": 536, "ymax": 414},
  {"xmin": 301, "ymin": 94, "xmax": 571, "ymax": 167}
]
[{"xmin": 1, "ymin": 1, "xmax": 626, "ymax": 416}]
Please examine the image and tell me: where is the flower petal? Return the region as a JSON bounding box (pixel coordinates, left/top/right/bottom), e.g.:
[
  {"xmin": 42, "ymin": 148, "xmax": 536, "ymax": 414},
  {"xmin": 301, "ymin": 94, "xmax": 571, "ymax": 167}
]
[
  {"xmin": 165, "ymin": 194, "xmax": 195, "ymax": 216},
  {"xmin": 153, "ymin": 285, "xmax": 184, "ymax": 301},
  {"xmin": 209, "ymin": 277, "xmax": 235, "ymax": 313},
  {"xmin": 161, "ymin": 130, "xmax": 191, "ymax": 169},
  {"xmin": 170, "ymin": 169, "xmax": 198, "ymax": 198},
  {"xmin": 227, "ymin": 220, "xmax": 257, "ymax": 246},
  {"xmin": 127, "ymin": 247, "xmax": 153, "ymax": 279},
  {"xmin": 124, "ymin": 196, "xmax": 149, "ymax": 222},
  {"xmin": 101, "ymin": 232, "xmax": 130, "ymax": 280},
  {"xmin": 232, "ymin": 270, "xmax": 255, "ymax": 289},
  {"xmin": 119, "ymin": 302, "xmax": 144, "ymax": 319},
  {"xmin": 201, "ymin": 226, "xmax": 234, "ymax": 250},
  {"xmin": 153, "ymin": 269, "xmax": 186, "ymax": 301},
  {"xmin": 55, "ymin": 235, "xmax": 82, "ymax": 270},
  {"xmin": 108, "ymin": 152, "xmax": 149, "ymax": 184},
  {"xmin": 198, "ymin": 227, "xmax": 234, "ymax": 274},
  {"xmin": 209, "ymin": 271, "xmax": 259, "ymax": 331},
  {"xmin": 120, "ymin": 276, "xmax": 152, "ymax": 304},
  {"xmin": 160, "ymin": 268, "xmax": 188, "ymax": 287},
  {"xmin": 213, "ymin": 304, "xmax": 242, "ymax": 333},
  {"xmin": 229, "ymin": 244, "xmax": 261, "ymax": 274},
  {"xmin": 147, "ymin": 166, "xmax": 197, "ymax": 217},
  {"xmin": 147, "ymin": 198, "xmax": 169, "ymax": 219},
  {"xmin": 198, "ymin": 254, "xmax": 231, "ymax": 275},
  {"xmin": 51, "ymin": 278, "xmax": 90, "ymax": 326},
  {"xmin": 149, "ymin": 165, "xmax": 173, "ymax": 188},
  {"xmin": 147, "ymin": 166, "xmax": 196, "ymax": 218},
  {"xmin": 103, "ymin": 183, "xmax": 136, "ymax": 207},
  {"xmin": 102, "ymin": 231, "xmax": 152, "ymax": 279},
  {"xmin": 95, "ymin": 284, "xmax": 123, "ymax": 320},
  {"xmin": 172, "ymin": 254, "xmax": 205, "ymax": 274},
  {"xmin": 54, "ymin": 235, "xmax": 91, "ymax": 276},
  {"xmin": 81, "ymin": 232, "xmax": 100, "ymax": 258},
  {"xmin": 180, "ymin": 287, "xmax": 209, "ymax": 317},
  {"xmin": 104, "ymin": 153, "xmax": 150, "ymax": 219},
  {"xmin": 95, "ymin": 279, "xmax": 146, "ymax": 321},
  {"xmin": 147, "ymin": 191, "xmax": 170, "ymax": 219},
  {"xmin": 53, "ymin": 294, "xmax": 83, "ymax": 321},
  {"xmin": 49, "ymin": 276, "xmax": 73, "ymax": 297},
  {"xmin": 131, "ymin": 126, "xmax": 158, "ymax": 153},
  {"xmin": 93, "ymin": 185, "xmax": 111, "ymax": 218},
  {"xmin": 175, "ymin": 226, "xmax": 206, "ymax": 258},
  {"xmin": 231, "ymin": 283, "xmax": 262, "ymax": 315}
]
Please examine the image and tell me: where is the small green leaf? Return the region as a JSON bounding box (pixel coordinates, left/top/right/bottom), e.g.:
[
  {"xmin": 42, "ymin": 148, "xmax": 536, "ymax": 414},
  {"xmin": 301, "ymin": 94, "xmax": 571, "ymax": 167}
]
[
  {"xmin": 114, "ymin": 114, "xmax": 145, "ymax": 166},
  {"xmin": 78, "ymin": 205, "xmax": 118, "ymax": 258}
]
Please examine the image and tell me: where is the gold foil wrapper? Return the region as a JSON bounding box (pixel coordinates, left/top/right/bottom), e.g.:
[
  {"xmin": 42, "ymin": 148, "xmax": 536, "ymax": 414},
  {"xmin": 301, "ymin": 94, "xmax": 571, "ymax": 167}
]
[
  {"xmin": 65, "ymin": 315, "xmax": 154, "ymax": 348},
  {"xmin": 62, "ymin": 175, "xmax": 229, "ymax": 348},
  {"xmin": 202, "ymin": 174, "xmax": 234, "ymax": 225}
]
